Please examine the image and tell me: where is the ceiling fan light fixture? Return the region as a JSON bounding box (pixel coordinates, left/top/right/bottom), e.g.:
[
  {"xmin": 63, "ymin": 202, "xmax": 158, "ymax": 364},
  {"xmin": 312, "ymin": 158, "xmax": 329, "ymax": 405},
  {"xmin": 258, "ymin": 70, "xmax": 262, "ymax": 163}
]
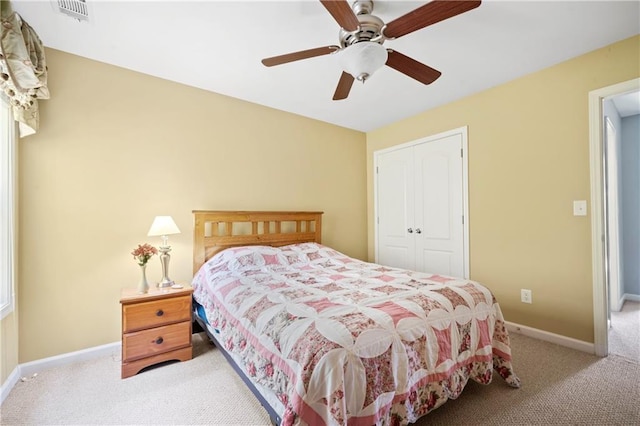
[{"xmin": 339, "ymin": 42, "xmax": 388, "ymax": 82}]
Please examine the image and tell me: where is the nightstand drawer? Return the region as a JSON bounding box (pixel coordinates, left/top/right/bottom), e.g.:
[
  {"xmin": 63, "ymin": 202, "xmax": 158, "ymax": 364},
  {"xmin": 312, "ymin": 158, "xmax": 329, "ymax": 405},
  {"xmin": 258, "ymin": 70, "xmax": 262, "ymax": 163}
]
[
  {"xmin": 122, "ymin": 321, "xmax": 191, "ymax": 362},
  {"xmin": 122, "ymin": 295, "xmax": 191, "ymax": 332}
]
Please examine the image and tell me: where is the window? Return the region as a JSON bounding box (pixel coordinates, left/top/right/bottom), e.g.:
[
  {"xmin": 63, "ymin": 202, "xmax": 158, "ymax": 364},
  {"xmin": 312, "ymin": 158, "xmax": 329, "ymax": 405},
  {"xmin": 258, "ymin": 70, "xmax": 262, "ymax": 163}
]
[{"xmin": 0, "ymin": 97, "xmax": 16, "ymax": 319}]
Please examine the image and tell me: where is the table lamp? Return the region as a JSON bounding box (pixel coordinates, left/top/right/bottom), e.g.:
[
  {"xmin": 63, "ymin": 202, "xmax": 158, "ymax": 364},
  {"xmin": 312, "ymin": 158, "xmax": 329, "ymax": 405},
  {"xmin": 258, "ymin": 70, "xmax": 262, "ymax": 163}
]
[{"xmin": 147, "ymin": 216, "xmax": 180, "ymax": 287}]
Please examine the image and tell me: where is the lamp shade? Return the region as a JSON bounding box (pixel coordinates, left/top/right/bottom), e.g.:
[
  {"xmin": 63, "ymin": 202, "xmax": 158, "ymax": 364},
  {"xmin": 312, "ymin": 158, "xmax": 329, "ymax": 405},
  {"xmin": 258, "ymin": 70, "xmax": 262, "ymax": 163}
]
[
  {"xmin": 147, "ymin": 216, "xmax": 180, "ymax": 237},
  {"xmin": 338, "ymin": 42, "xmax": 388, "ymax": 82}
]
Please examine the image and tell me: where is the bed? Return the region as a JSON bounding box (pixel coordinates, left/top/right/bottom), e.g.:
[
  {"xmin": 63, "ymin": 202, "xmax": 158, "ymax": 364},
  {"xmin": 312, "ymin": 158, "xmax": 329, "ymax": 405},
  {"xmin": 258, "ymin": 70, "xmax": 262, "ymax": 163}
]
[{"xmin": 191, "ymin": 210, "xmax": 520, "ymax": 425}]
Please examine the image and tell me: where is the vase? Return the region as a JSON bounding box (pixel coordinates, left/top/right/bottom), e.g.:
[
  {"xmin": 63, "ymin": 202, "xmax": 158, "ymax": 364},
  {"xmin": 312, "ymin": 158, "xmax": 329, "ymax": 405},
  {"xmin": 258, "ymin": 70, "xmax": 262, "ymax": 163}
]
[{"xmin": 137, "ymin": 263, "xmax": 149, "ymax": 294}]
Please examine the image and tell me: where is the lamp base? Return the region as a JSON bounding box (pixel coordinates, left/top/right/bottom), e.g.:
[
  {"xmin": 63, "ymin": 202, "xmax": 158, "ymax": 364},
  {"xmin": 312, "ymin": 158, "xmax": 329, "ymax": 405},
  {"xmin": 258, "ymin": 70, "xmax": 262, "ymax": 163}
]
[
  {"xmin": 157, "ymin": 278, "xmax": 175, "ymax": 288},
  {"xmin": 157, "ymin": 246, "xmax": 174, "ymax": 288}
]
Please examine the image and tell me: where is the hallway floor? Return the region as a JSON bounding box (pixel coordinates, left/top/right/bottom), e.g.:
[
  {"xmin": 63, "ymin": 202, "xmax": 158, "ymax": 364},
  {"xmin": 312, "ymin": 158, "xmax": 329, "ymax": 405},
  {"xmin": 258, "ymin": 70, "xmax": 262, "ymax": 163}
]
[{"xmin": 610, "ymin": 300, "xmax": 640, "ymax": 363}]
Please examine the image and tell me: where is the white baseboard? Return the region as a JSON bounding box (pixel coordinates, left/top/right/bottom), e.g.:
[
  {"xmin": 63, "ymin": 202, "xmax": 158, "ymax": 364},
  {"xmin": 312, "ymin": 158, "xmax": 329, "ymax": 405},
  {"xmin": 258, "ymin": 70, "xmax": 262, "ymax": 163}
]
[
  {"xmin": 623, "ymin": 293, "xmax": 640, "ymax": 303},
  {"xmin": 0, "ymin": 366, "xmax": 20, "ymax": 405},
  {"xmin": 610, "ymin": 293, "xmax": 639, "ymax": 312},
  {"xmin": 1, "ymin": 341, "xmax": 121, "ymax": 405},
  {"xmin": 19, "ymin": 341, "xmax": 121, "ymax": 377},
  {"xmin": 505, "ymin": 321, "xmax": 595, "ymax": 354}
]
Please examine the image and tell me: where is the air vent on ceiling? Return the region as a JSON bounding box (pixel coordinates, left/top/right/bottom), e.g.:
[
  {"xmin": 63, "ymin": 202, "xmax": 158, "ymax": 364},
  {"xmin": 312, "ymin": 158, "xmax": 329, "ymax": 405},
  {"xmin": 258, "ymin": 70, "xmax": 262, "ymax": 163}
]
[{"xmin": 55, "ymin": 0, "xmax": 89, "ymax": 21}]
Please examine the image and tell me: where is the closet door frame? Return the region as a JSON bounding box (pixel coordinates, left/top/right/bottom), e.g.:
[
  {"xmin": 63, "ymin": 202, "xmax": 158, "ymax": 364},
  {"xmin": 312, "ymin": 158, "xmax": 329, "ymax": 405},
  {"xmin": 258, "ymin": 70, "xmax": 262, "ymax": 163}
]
[{"xmin": 373, "ymin": 126, "xmax": 470, "ymax": 278}]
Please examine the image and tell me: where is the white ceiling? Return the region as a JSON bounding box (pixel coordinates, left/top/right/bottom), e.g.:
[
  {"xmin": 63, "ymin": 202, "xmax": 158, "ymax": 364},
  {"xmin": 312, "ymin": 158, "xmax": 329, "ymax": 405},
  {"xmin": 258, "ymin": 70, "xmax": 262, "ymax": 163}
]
[
  {"xmin": 9, "ymin": 0, "xmax": 640, "ymax": 132},
  {"xmin": 612, "ymin": 90, "xmax": 640, "ymax": 117}
]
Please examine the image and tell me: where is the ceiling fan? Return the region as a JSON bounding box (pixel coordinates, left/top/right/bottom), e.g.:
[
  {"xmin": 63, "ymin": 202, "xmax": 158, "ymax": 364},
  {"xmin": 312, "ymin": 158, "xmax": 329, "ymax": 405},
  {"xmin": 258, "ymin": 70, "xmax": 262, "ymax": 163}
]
[{"xmin": 261, "ymin": 0, "xmax": 482, "ymax": 101}]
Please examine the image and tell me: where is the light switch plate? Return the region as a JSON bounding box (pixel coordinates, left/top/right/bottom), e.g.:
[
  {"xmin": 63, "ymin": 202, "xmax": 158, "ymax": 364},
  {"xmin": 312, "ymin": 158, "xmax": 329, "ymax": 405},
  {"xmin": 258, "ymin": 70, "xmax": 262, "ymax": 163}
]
[{"xmin": 573, "ymin": 200, "xmax": 587, "ymax": 216}]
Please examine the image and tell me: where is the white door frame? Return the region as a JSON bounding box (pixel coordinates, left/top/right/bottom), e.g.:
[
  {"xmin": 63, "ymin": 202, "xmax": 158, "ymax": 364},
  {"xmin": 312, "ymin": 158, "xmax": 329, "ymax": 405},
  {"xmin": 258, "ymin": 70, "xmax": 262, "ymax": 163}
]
[
  {"xmin": 588, "ymin": 77, "xmax": 640, "ymax": 357},
  {"xmin": 373, "ymin": 126, "xmax": 470, "ymax": 278},
  {"xmin": 603, "ymin": 117, "xmax": 622, "ymax": 312}
]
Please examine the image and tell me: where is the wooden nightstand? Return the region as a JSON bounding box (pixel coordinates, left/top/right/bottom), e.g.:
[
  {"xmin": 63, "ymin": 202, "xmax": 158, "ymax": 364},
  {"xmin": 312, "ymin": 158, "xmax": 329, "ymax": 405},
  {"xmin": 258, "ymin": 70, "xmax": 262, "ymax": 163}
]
[{"xmin": 120, "ymin": 285, "xmax": 194, "ymax": 379}]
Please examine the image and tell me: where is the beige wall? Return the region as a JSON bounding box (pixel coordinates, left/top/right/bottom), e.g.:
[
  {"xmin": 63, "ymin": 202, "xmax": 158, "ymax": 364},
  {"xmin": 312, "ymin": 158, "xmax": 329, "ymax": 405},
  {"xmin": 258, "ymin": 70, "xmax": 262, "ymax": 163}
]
[
  {"xmin": 7, "ymin": 35, "xmax": 639, "ymax": 369},
  {"xmin": 367, "ymin": 35, "xmax": 640, "ymax": 343},
  {"xmin": 17, "ymin": 48, "xmax": 367, "ymax": 363}
]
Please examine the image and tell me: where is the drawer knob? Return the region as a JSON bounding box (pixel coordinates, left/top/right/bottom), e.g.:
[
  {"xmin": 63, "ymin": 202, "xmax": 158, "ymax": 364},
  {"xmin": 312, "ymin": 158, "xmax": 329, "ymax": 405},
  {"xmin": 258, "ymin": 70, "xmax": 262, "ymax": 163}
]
[
  {"xmin": 154, "ymin": 337, "xmax": 164, "ymax": 345},
  {"xmin": 156, "ymin": 309, "xmax": 164, "ymax": 317}
]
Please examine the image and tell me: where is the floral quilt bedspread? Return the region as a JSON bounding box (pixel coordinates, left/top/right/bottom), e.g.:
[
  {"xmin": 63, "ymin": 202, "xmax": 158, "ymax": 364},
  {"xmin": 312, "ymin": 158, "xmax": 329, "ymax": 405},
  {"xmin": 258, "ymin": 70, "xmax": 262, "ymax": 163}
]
[{"xmin": 192, "ymin": 243, "xmax": 520, "ymax": 426}]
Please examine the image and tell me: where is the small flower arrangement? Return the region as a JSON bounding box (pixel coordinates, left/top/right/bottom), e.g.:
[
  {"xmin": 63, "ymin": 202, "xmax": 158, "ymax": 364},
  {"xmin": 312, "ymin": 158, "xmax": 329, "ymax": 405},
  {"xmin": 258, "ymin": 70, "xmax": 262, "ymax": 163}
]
[{"xmin": 131, "ymin": 243, "xmax": 158, "ymax": 266}]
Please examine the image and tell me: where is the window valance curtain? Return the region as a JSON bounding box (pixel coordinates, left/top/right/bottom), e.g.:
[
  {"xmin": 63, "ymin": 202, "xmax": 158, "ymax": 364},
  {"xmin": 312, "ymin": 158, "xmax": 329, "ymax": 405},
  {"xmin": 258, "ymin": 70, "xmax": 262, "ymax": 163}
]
[{"xmin": 0, "ymin": 0, "xmax": 48, "ymax": 137}]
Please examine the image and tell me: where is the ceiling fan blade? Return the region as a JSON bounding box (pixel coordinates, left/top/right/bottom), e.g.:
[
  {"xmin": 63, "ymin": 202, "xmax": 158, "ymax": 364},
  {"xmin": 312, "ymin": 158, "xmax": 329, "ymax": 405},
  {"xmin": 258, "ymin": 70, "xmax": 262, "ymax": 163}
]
[
  {"xmin": 333, "ymin": 72, "xmax": 355, "ymax": 100},
  {"xmin": 384, "ymin": 0, "xmax": 481, "ymax": 39},
  {"xmin": 262, "ymin": 45, "xmax": 340, "ymax": 67},
  {"xmin": 386, "ymin": 50, "xmax": 442, "ymax": 85},
  {"xmin": 319, "ymin": 0, "xmax": 360, "ymax": 32}
]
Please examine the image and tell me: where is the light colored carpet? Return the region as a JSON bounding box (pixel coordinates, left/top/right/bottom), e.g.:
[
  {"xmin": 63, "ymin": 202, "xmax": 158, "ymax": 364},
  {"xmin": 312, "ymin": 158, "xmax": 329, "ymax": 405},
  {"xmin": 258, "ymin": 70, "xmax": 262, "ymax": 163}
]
[
  {"xmin": 1, "ymin": 333, "xmax": 271, "ymax": 425},
  {"xmin": 609, "ymin": 301, "xmax": 640, "ymax": 362},
  {"xmin": 1, "ymin": 332, "xmax": 639, "ymax": 425}
]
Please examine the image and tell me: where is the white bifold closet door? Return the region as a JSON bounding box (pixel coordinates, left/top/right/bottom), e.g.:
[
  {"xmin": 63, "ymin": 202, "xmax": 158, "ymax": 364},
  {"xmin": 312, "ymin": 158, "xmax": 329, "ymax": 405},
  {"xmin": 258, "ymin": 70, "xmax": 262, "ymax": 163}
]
[{"xmin": 376, "ymin": 130, "xmax": 465, "ymax": 278}]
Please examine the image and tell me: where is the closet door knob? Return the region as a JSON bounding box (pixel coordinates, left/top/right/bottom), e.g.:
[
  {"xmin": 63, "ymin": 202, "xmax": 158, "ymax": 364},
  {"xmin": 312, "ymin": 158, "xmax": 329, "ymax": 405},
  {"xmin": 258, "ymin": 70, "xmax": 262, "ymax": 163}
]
[
  {"xmin": 415, "ymin": 228, "xmax": 422, "ymax": 234},
  {"xmin": 407, "ymin": 228, "xmax": 413, "ymax": 234}
]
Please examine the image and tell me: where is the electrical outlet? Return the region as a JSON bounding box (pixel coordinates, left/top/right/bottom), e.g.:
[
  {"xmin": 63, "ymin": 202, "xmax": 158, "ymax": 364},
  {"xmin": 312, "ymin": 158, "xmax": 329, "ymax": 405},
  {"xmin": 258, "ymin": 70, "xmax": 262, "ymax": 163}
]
[{"xmin": 521, "ymin": 289, "xmax": 532, "ymax": 304}]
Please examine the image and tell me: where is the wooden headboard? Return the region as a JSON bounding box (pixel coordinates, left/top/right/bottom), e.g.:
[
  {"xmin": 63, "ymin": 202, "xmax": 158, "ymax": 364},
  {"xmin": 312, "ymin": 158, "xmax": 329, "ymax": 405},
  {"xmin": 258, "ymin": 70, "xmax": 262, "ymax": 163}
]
[{"xmin": 192, "ymin": 210, "xmax": 323, "ymax": 274}]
